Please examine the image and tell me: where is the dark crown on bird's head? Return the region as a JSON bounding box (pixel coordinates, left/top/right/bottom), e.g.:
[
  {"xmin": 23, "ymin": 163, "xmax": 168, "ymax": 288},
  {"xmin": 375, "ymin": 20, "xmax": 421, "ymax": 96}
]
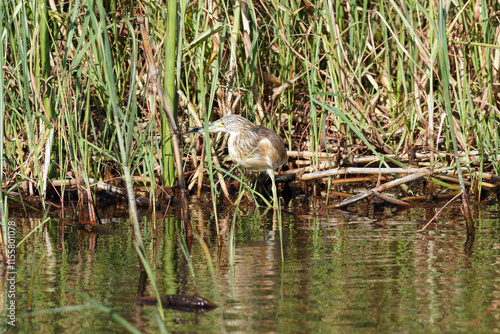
[{"xmin": 215, "ymin": 114, "xmax": 258, "ymax": 132}]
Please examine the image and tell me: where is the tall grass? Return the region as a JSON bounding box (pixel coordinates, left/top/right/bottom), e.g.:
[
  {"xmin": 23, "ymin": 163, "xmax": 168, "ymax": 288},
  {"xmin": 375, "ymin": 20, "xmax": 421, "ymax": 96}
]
[{"xmin": 3, "ymin": 0, "xmax": 498, "ymax": 207}]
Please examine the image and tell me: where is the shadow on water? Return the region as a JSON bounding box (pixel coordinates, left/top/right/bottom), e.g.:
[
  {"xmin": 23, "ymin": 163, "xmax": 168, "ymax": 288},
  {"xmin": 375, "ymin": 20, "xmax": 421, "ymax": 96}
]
[{"xmin": 3, "ymin": 197, "xmax": 500, "ymax": 333}]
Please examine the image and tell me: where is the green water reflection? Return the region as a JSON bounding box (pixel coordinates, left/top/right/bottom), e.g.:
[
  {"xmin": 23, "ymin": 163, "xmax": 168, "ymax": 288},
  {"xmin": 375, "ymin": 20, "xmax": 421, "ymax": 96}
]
[{"xmin": 2, "ymin": 201, "xmax": 500, "ymax": 333}]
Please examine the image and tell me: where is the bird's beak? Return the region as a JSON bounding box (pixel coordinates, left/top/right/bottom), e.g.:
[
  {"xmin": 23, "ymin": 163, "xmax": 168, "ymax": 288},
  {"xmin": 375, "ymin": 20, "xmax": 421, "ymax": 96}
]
[
  {"xmin": 184, "ymin": 126, "xmax": 204, "ymax": 135},
  {"xmin": 184, "ymin": 121, "xmax": 225, "ymax": 135}
]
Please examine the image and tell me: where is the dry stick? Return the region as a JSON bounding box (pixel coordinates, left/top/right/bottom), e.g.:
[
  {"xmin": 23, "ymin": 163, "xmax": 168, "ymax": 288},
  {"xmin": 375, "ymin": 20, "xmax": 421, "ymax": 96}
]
[
  {"xmin": 285, "ymin": 151, "xmax": 500, "ymax": 179},
  {"xmin": 434, "ymin": 174, "xmax": 497, "ymax": 189},
  {"xmin": 51, "ymin": 179, "xmax": 150, "ymax": 206},
  {"xmin": 302, "ymin": 167, "xmax": 429, "ymax": 181},
  {"xmin": 372, "ymin": 191, "xmax": 413, "ymax": 206},
  {"xmin": 418, "ymin": 191, "xmax": 463, "ymax": 232},
  {"xmin": 329, "ymin": 175, "xmax": 394, "ymax": 184},
  {"xmin": 282, "ymin": 162, "xmax": 336, "ymax": 175},
  {"xmin": 138, "ymin": 18, "xmax": 191, "ymax": 235},
  {"xmin": 331, "ymin": 172, "xmax": 428, "ymax": 208},
  {"xmin": 475, "ymin": 172, "xmax": 500, "ymax": 182},
  {"xmin": 434, "ymin": 174, "xmax": 472, "ymax": 187},
  {"xmin": 288, "ymin": 150, "xmax": 499, "ymax": 165},
  {"xmin": 287, "ymin": 151, "xmax": 336, "ymax": 158},
  {"xmin": 271, "ymin": 70, "xmax": 307, "ymax": 101},
  {"xmin": 400, "ymin": 193, "xmax": 460, "ymax": 202},
  {"xmin": 186, "ymin": 163, "xmax": 202, "ymax": 191},
  {"xmin": 285, "ymin": 159, "xmax": 432, "ymax": 176},
  {"xmin": 329, "ymin": 190, "xmax": 354, "ymax": 198}
]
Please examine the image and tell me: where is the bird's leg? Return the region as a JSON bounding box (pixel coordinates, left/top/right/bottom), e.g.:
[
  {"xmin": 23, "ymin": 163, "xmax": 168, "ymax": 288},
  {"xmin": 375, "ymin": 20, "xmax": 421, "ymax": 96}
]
[{"xmin": 267, "ymin": 169, "xmax": 279, "ymax": 211}]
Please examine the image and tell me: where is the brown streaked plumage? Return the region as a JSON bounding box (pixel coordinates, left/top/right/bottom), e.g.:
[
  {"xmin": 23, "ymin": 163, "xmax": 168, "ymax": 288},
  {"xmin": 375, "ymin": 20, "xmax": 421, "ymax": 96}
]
[{"xmin": 185, "ymin": 114, "xmax": 287, "ymax": 209}]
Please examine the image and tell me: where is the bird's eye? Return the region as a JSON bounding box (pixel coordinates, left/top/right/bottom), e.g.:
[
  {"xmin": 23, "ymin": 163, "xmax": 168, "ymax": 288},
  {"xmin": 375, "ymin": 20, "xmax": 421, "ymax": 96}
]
[{"xmin": 221, "ymin": 121, "xmax": 226, "ymax": 125}]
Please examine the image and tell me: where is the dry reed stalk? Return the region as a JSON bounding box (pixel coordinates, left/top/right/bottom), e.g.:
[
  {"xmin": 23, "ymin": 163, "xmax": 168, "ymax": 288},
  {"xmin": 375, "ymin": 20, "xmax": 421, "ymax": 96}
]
[
  {"xmin": 331, "ymin": 172, "xmax": 429, "ymax": 208},
  {"xmin": 302, "ymin": 167, "xmax": 429, "ymax": 181}
]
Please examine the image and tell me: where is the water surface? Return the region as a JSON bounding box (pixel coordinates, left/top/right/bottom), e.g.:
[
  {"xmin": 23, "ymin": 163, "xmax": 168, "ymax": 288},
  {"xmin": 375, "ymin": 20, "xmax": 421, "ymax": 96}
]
[{"xmin": 3, "ymin": 199, "xmax": 499, "ymax": 333}]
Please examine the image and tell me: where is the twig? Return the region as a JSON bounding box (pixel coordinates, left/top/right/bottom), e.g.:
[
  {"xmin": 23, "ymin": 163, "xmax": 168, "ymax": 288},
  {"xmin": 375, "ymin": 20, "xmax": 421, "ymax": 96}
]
[
  {"xmin": 418, "ymin": 191, "xmax": 463, "ymax": 232},
  {"xmin": 287, "ymin": 150, "xmax": 500, "ymax": 166},
  {"xmin": 372, "ymin": 191, "xmax": 412, "ymax": 206},
  {"xmin": 302, "ymin": 167, "xmax": 429, "ymax": 181},
  {"xmin": 331, "ymin": 172, "xmax": 428, "ymax": 208},
  {"xmin": 434, "ymin": 174, "xmax": 496, "ymax": 189}
]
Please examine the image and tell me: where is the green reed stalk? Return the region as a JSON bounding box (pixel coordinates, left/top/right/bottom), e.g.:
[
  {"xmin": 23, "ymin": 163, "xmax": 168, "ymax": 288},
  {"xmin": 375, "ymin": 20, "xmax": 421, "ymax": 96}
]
[
  {"xmin": 437, "ymin": 0, "xmax": 473, "ymax": 229},
  {"xmin": 161, "ymin": 0, "xmax": 177, "ymax": 187}
]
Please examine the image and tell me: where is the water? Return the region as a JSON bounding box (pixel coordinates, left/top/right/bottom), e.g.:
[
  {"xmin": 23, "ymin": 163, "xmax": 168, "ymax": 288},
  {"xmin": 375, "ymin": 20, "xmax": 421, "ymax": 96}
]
[{"xmin": 3, "ymin": 199, "xmax": 500, "ymax": 333}]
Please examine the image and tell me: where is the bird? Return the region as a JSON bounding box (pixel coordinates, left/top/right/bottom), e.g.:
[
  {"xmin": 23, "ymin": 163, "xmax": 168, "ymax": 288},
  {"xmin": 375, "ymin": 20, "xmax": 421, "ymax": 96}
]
[{"xmin": 184, "ymin": 114, "xmax": 288, "ymax": 209}]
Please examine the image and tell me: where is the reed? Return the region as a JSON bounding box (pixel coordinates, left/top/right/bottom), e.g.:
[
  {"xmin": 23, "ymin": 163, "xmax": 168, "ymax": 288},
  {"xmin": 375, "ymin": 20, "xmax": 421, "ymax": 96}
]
[
  {"xmin": 160, "ymin": 0, "xmax": 178, "ymax": 187},
  {"xmin": 4, "ymin": 0, "xmax": 496, "ymax": 204}
]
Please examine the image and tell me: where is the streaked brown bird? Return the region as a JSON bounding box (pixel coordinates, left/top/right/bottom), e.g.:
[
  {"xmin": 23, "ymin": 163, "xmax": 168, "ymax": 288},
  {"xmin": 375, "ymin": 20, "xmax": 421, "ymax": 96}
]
[{"xmin": 185, "ymin": 114, "xmax": 287, "ymax": 209}]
